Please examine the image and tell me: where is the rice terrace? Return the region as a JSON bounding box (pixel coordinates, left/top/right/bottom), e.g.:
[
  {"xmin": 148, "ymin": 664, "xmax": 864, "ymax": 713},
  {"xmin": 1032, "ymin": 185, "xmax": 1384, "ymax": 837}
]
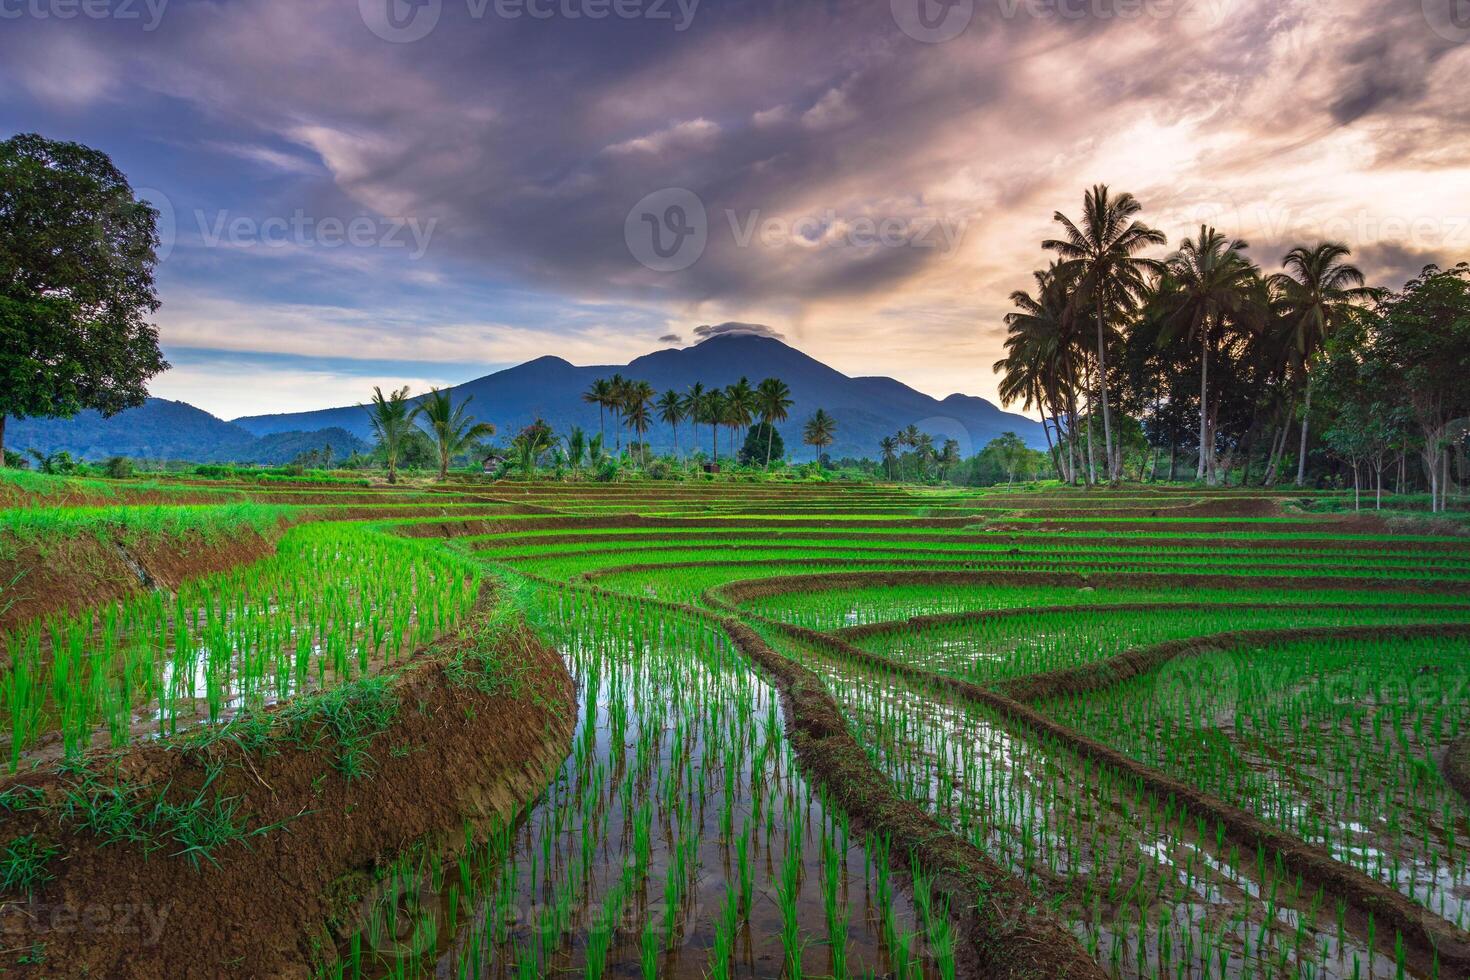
[
  {"xmin": 2, "ymin": 472, "xmax": 1468, "ymax": 978},
  {"xmin": 6, "ymin": 0, "xmax": 1470, "ymax": 976}
]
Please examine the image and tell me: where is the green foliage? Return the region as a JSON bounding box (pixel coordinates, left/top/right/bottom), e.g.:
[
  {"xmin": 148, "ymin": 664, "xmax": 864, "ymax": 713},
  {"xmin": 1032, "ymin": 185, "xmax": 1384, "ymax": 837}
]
[
  {"xmin": 0, "ymin": 834, "xmax": 58, "ymax": 896},
  {"xmin": 364, "ymin": 385, "xmax": 419, "ymax": 484},
  {"xmin": 0, "ymin": 134, "xmax": 168, "ymax": 458},
  {"xmin": 802, "ymin": 410, "xmax": 836, "ymax": 464},
  {"xmin": 26, "ymin": 448, "xmax": 79, "ymax": 475},
  {"xmin": 281, "ymin": 674, "xmax": 399, "ymax": 779},
  {"xmin": 416, "ymin": 387, "xmax": 495, "ymax": 479},
  {"xmin": 739, "ymin": 422, "xmax": 784, "ymax": 467},
  {"xmin": 102, "ymin": 455, "xmax": 134, "ymax": 479}
]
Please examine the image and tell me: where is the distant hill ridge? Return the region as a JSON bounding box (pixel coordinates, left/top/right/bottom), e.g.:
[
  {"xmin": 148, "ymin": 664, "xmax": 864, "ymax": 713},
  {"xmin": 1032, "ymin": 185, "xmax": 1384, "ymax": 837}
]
[
  {"xmin": 234, "ymin": 335, "xmax": 1043, "ymax": 459},
  {"xmin": 7, "ymin": 399, "xmax": 367, "ymax": 464},
  {"xmin": 10, "ymin": 336, "xmax": 1040, "ymax": 462}
]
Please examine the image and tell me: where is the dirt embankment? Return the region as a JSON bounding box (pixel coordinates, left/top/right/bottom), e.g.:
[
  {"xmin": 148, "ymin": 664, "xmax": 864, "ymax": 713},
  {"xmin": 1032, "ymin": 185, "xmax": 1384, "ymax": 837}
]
[
  {"xmin": 0, "ymin": 525, "xmax": 283, "ymax": 634},
  {"xmin": 0, "ymin": 607, "xmax": 575, "ymax": 978},
  {"xmin": 722, "ymin": 619, "xmax": 1105, "ymax": 980},
  {"xmin": 745, "ymin": 615, "xmax": 1470, "ymax": 977},
  {"xmin": 1440, "ymin": 735, "xmax": 1470, "ymax": 805},
  {"xmin": 711, "ymin": 567, "xmax": 1470, "ymax": 606},
  {"xmin": 997, "ymin": 623, "xmax": 1470, "ymax": 703},
  {"xmin": 516, "ymin": 568, "xmax": 1103, "ymax": 979}
]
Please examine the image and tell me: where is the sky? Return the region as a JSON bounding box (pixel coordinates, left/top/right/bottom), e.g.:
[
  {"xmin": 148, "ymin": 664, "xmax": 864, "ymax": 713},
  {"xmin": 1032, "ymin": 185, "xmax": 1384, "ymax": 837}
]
[{"xmin": 3, "ymin": 0, "xmax": 1468, "ymax": 420}]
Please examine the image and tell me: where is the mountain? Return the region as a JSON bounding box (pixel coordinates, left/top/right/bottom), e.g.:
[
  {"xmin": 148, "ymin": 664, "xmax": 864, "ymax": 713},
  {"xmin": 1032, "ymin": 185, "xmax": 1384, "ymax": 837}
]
[
  {"xmin": 234, "ymin": 335, "xmax": 1043, "ymax": 459},
  {"xmin": 6, "ymin": 399, "xmax": 368, "ymax": 464}
]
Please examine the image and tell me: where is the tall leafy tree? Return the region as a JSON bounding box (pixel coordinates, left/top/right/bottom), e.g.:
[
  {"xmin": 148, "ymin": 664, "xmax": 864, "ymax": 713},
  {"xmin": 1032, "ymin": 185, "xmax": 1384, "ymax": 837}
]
[
  {"xmin": 702, "ymin": 389, "xmax": 727, "ymax": 464},
  {"xmin": 623, "ymin": 380, "xmax": 654, "ymax": 464},
  {"xmin": 1364, "ymin": 263, "xmax": 1470, "ymax": 511},
  {"xmin": 802, "ymin": 409, "xmax": 836, "ymax": 465},
  {"xmin": 995, "ymin": 264, "xmax": 1079, "ymax": 482},
  {"xmin": 879, "ymin": 435, "xmax": 899, "ymax": 480},
  {"xmin": 656, "ymin": 389, "xmax": 684, "ymax": 457},
  {"xmin": 1043, "ymin": 185, "xmax": 1166, "ymax": 481},
  {"xmin": 724, "ymin": 378, "xmax": 756, "ymax": 458},
  {"xmin": 564, "ymin": 427, "xmax": 587, "ymax": 472},
  {"xmin": 755, "ymin": 377, "xmax": 794, "ymax": 468},
  {"xmin": 937, "ymin": 438, "xmax": 960, "ymax": 482},
  {"xmin": 1158, "ymin": 226, "xmax": 1259, "ymax": 484},
  {"xmin": 1271, "ymin": 242, "xmax": 1379, "ymax": 486},
  {"xmin": 416, "ymin": 387, "xmax": 495, "ymax": 480},
  {"xmin": 0, "ymin": 134, "xmax": 168, "ymax": 464},
  {"xmin": 582, "ymin": 378, "xmax": 613, "ymax": 445},
  {"xmin": 365, "ymin": 385, "xmax": 419, "ymax": 484},
  {"xmin": 607, "ymin": 374, "xmax": 629, "ymax": 452}
]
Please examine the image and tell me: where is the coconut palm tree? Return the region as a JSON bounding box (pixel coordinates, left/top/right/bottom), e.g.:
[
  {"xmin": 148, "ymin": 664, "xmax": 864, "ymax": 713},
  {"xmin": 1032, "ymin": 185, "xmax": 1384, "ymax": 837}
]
[
  {"xmin": 937, "ymin": 438, "xmax": 960, "ymax": 482},
  {"xmin": 755, "ymin": 377, "xmax": 794, "ymax": 468},
  {"xmin": 702, "ymin": 389, "xmax": 726, "ymax": 464},
  {"xmin": 879, "ymin": 436, "xmax": 899, "ymax": 480},
  {"xmin": 1271, "ymin": 242, "xmax": 1379, "ymax": 486},
  {"xmin": 607, "ymin": 374, "xmax": 629, "ymax": 453},
  {"xmin": 416, "ymin": 387, "xmax": 496, "ymax": 480},
  {"xmin": 803, "ymin": 409, "xmax": 836, "ymax": 465},
  {"xmin": 724, "ymin": 378, "xmax": 756, "ymax": 458},
  {"xmin": 995, "ymin": 264, "xmax": 1078, "ymax": 482},
  {"xmin": 1160, "ymin": 226, "xmax": 1260, "ymax": 485},
  {"xmin": 623, "ymin": 382, "xmax": 654, "ymax": 466},
  {"xmin": 1044, "ymin": 185, "xmax": 1166, "ymax": 482},
  {"xmin": 564, "ymin": 427, "xmax": 587, "ymax": 473},
  {"xmin": 656, "ymin": 389, "xmax": 684, "ymax": 457},
  {"xmin": 897, "ymin": 424, "xmax": 921, "ymax": 480},
  {"xmin": 582, "ymin": 378, "xmax": 613, "ymax": 445},
  {"xmin": 914, "ymin": 432, "xmax": 935, "ymax": 480},
  {"xmin": 364, "ymin": 385, "xmax": 419, "ymax": 485}
]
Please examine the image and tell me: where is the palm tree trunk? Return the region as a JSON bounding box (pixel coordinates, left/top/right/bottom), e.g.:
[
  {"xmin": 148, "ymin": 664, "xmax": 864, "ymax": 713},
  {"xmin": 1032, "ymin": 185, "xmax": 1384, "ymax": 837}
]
[
  {"xmin": 1067, "ymin": 399, "xmax": 1081, "ymax": 485},
  {"xmin": 1197, "ymin": 322, "xmax": 1211, "ymax": 482},
  {"xmin": 1081, "ymin": 361, "xmax": 1097, "ymax": 486},
  {"xmin": 1294, "ymin": 382, "xmax": 1312, "ymax": 486},
  {"xmin": 1096, "ymin": 291, "xmax": 1117, "ymax": 482},
  {"xmin": 1040, "ymin": 413, "xmax": 1062, "ymax": 482},
  {"xmin": 1264, "ymin": 416, "xmax": 1288, "ymax": 486},
  {"xmin": 711, "ymin": 423, "xmax": 718, "ymax": 465},
  {"xmin": 1206, "ymin": 394, "xmax": 1222, "ymax": 485},
  {"xmin": 765, "ymin": 421, "xmax": 775, "ymax": 468}
]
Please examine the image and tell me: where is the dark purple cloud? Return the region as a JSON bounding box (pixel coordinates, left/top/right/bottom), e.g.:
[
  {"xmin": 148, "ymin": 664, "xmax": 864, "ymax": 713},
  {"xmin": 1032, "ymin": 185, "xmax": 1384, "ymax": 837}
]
[{"xmin": 0, "ymin": 0, "xmax": 1465, "ymax": 412}]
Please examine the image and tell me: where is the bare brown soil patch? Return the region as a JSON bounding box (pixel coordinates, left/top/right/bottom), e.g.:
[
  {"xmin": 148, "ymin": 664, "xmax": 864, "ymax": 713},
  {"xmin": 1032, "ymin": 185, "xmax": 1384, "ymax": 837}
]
[{"xmin": 0, "ymin": 526, "xmax": 282, "ymax": 635}]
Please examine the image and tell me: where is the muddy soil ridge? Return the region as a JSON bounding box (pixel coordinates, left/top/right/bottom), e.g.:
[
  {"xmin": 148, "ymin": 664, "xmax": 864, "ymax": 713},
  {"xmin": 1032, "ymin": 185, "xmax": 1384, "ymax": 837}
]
[{"xmin": 732, "ymin": 603, "xmax": 1470, "ymax": 977}]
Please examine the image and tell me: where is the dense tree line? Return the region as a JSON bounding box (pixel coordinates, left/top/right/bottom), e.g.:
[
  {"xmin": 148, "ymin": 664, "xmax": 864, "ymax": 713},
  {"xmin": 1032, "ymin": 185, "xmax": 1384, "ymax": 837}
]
[
  {"xmin": 582, "ymin": 375, "xmax": 837, "ymax": 467},
  {"xmin": 994, "ymin": 185, "xmax": 1470, "ymax": 507}
]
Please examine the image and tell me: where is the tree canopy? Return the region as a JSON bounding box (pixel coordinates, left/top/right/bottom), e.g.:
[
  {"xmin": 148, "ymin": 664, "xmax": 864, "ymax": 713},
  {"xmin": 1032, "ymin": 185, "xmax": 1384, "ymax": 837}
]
[{"xmin": 0, "ymin": 133, "xmax": 168, "ymax": 463}]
